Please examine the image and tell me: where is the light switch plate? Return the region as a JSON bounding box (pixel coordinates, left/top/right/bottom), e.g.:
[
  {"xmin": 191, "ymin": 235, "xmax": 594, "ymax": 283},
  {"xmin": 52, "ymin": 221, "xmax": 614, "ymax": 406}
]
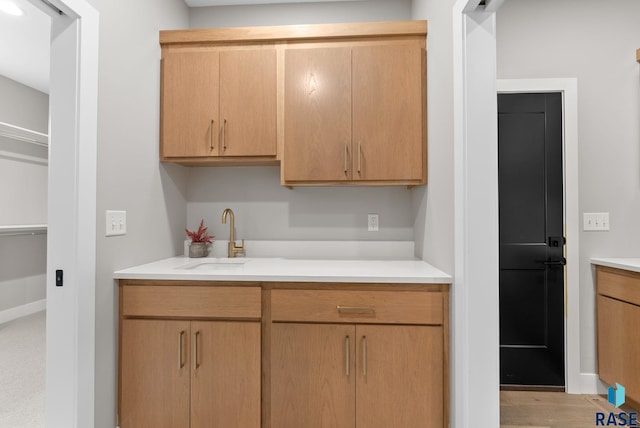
[
  {"xmin": 583, "ymin": 212, "xmax": 609, "ymax": 231},
  {"xmin": 106, "ymin": 210, "xmax": 127, "ymax": 236}
]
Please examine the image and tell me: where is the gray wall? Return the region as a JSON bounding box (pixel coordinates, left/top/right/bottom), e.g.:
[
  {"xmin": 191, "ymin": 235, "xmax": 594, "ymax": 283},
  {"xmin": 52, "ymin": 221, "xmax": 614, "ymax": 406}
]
[
  {"xmin": 410, "ymin": 0, "xmax": 454, "ymax": 274},
  {"xmin": 0, "ymin": 75, "xmax": 48, "ymax": 133},
  {"xmin": 0, "ymin": 75, "xmax": 48, "ymax": 313},
  {"xmin": 496, "ymin": 0, "xmax": 640, "ymax": 374},
  {"xmin": 86, "ymin": 1, "xmax": 190, "ymax": 427},
  {"xmin": 187, "ymin": 1, "xmax": 416, "ymax": 244},
  {"xmin": 189, "ymin": 0, "xmax": 411, "ymax": 27}
]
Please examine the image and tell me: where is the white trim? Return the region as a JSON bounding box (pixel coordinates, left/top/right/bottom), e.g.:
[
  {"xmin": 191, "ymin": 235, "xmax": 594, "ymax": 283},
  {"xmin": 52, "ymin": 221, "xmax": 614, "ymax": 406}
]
[
  {"xmin": 496, "ymin": 78, "xmax": 588, "ymax": 393},
  {"xmin": 453, "ymin": 3, "xmax": 502, "ymax": 427},
  {"xmin": 0, "ymin": 299, "xmax": 46, "ymax": 325},
  {"xmin": 44, "ymin": 0, "xmax": 99, "ymax": 427}
]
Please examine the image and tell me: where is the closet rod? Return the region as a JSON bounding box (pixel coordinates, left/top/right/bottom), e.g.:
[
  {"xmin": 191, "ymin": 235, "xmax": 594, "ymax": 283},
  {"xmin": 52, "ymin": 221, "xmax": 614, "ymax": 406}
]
[
  {"xmin": 0, "ymin": 122, "xmax": 48, "ymax": 147},
  {"xmin": 0, "ymin": 230, "xmax": 47, "ymax": 237},
  {"xmin": 0, "ymin": 225, "xmax": 48, "ymax": 237}
]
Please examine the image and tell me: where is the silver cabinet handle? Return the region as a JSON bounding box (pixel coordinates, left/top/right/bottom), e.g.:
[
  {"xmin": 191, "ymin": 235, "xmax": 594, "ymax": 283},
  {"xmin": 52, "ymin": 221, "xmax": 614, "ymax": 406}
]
[
  {"xmin": 209, "ymin": 119, "xmax": 215, "ymax": 152},
  {"xmin": 357, "ymin": 142, "xmax": 361, "ymax": 174},
  {"xmin": 345, "ymin": 335, "xmax": 350, "ymax": 377},
  {"xmin": 336, "ymin": 306, "xmax": 375, "ymax": 314},
  {"xmin": 222, "ymin": 118, "xmax": 227, "ymax": 152},
  {"xmin": 178, "ymin": 330, "xmax": 185, "ymax": 369},
  {"xmin": 362, "ymin": 335, "xmax": 367, "ymax": 378},
  {"xmin": 193, "ymin": 331, "xmax": 200, "ymax": 370}
]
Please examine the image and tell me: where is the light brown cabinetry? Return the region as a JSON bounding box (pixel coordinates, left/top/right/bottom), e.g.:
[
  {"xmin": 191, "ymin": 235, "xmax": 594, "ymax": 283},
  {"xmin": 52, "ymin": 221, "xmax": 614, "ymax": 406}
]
[
  {"xmin": 269, "ymin": 286, "xmax": 447, "ymax": 428},
  {"xmin": 161, "ymin": 48, "xmax": 277, "ymax": 163},
  {"xmin": 282, "ymin": 42, "xmax": 425, "ymax": 186},
  {"xmin": 159, "ymin": 21, "xmax": 427, "ymax": 186},
  {"xmin": 596, "ymin": 266, "xmax": 640, "ymax": 408},
  {"xmin": 119, "ymin": 282, "xmax": 261, "ymax": 428}
]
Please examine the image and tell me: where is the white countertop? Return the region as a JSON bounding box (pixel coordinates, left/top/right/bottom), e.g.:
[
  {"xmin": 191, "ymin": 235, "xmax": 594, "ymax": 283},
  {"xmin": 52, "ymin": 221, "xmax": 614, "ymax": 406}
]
[
  {"xmin": 114, "ymin": 256, "xmax": 452, "ymax": 284},
  {"xmin": 591, "ymin": 257, "xmax": 640, "ymax": 274}
]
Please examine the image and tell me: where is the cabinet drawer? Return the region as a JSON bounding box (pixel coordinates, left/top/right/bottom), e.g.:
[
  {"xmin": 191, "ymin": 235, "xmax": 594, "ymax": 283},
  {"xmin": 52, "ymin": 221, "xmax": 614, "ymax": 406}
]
[
  {"xmin": 597, "ymin": 267, "xmax": 640, "ymax": 306},
  {"xmin": 271, "ymin": 289, "xmax": 442, "ymax": 325},
  {"xmin": 122, "ymin": 285, "xmax": 261, "ymax": 319}
]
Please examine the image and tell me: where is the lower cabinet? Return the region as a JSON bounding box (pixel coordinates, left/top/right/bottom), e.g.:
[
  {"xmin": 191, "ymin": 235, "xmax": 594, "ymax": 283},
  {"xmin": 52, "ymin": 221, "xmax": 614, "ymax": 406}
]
[
  {"xmin": 596, "ymin": 266, "xmax": 640, "ymax": 407},
  {"xmin": 119, "ymin": 281, "xmax": 449, "ymax": 428},
  {"xmin": 269, "ymin": 287, "xmax": 448, "ymax": 428},
  {"xmin": 119, "ymin": 283, "xmax": 262, "ymax": 428},
  {"xmin": 271, "ymin": 323, "xmax": 443, "ymax": 428}
]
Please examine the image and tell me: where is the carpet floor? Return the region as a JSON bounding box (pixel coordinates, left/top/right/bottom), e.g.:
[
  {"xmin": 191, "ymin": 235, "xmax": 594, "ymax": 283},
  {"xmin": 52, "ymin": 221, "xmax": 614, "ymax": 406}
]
[{"xmin": 0, "ymin": 311, "xmax": 45, "ymax": 428}]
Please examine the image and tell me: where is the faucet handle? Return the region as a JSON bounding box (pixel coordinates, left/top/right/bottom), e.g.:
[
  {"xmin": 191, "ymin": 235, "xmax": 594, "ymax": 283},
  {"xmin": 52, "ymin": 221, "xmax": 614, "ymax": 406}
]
[{"xmin": 233, "ymin": 239, "xmax": 245, "ymax": 256}]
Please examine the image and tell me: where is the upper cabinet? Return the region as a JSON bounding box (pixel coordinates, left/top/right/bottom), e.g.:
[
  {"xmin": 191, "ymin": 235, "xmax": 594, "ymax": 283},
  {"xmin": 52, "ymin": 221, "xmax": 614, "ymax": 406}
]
[
  {"xmin": 282, "ymin": 43, "xmax": 424, "ymax": 185},
  {"xmin": 161, "ymin": 47, "xmax": 277, "ymax": 163},
  {"xmin": 160, "ymin": 21, "xmax": 427, "ymax": 185}
]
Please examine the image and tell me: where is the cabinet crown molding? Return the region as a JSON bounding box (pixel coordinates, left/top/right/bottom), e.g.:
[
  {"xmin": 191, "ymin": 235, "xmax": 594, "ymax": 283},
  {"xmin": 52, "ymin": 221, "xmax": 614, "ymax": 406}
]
[{"xmin": 160, "ymin": 20, "xmax": 427, "ymax": 45}]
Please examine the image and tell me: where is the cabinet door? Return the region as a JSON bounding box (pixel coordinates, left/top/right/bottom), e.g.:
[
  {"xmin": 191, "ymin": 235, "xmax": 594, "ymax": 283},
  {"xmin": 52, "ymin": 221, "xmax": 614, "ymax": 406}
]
[
  {"xmin": 597, "ymin": 295, "xmax": 640, "ymax": 403},
  {"xmin": 356, "ymin": 325, "xmax": 443, "ymax": 428},
  {"xmin": 352, "ymin": 44, "xmax": 424, "ymax": 182},
  {"xmin": 271, "ymin": 323, "xmax": 355, "ymax": 428},
  {"xmin": 161, "ymin": 50, "xmax": 219, "ymax": 158},
  {"xmin": 220, "ymin": 49, "xmax": 277, "ymax": 157},
  {"xmin": 283, "ymin": 48, "xmax": 352, "ymax": 182},
  {"xmin": 120, "ymin": 319, "xmax": 191, "ymax": 428},
  {"xmin": 191, "ymin": 321, "xmax": 261, "ymax": 428}
]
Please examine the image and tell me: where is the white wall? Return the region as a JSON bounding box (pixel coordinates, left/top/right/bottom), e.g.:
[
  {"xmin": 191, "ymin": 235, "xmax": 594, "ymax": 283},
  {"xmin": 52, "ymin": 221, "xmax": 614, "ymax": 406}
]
[
  {"xmin": 85, "ymin": 1, "xmax": 190, "ymax": 426},
  {"xmin": 0, "ymin": 75, "xmax": 48, "ymax": 314},
  {"xmin": 496, "ymin": 0, "xmax": 640, "ymax": 377},
  {"xmin": 186, "ymin": 1, "xmax": 416, "ymax": 245}
]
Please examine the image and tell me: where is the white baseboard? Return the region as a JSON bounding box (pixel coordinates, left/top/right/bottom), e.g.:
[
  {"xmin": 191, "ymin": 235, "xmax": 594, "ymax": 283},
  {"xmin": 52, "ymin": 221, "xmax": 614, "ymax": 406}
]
[
  {"xmin": 0, "ymin": 299, "xmax": 46, "ymax": 325},
  {"xmin": 567, "ymin": 372, "xmax": 608, "ymax": 395}
]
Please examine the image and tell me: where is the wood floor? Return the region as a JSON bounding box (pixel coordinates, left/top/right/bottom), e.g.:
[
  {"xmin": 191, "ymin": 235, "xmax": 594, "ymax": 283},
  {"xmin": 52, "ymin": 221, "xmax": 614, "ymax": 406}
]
[{"xmin": 501, "ymin": 391, "xmax": 636, "ymax": 428}]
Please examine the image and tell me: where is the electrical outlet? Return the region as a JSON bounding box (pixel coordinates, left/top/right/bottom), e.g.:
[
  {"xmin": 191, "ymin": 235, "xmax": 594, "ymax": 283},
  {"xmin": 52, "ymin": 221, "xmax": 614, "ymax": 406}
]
[
  {"xmin": 583, "ymin": 212, "xmax": 610, "ymax": 231},
  {"xmin": 368, "ymin": 214, "xmax": 379, "ymax": 232},
  {"xmin": 106, "ymin": 210, "xmax": 127, "ymax": 236}
]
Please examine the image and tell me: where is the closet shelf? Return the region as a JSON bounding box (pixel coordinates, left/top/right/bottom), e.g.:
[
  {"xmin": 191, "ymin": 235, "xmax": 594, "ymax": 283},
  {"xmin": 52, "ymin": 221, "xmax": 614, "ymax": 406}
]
[
  {"xmin": 0, "ymin": 122, "xmax": 48, "ymax": 147},
  {"xmin": 0, "ymin": 224, "xmax": 48, "ymax": 237}
]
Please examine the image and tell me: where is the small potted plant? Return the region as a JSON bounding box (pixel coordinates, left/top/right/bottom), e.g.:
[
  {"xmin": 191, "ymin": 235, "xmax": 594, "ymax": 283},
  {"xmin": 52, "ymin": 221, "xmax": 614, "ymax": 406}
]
[{"xmin": 185, "ymin": 219, "xmax": 214, "ymax": 258}]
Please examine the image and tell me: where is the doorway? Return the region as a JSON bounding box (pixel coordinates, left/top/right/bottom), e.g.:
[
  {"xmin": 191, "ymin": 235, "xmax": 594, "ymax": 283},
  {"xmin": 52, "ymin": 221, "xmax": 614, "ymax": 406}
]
[{"xmin": 498, "ymin": 92, "xmax": 565, "ymax": 388}]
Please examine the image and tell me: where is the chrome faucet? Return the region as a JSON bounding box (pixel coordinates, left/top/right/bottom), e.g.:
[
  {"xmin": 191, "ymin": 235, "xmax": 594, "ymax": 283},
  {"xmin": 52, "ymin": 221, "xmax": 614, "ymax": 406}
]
[{"xmin": 221, "ymin": 208, "xmax": 245, "ymax": 258}]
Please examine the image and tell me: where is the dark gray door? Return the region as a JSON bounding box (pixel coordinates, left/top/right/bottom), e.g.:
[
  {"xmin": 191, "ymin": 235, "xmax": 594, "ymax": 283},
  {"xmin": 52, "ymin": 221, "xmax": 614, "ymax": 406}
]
[{"xmin": 498, "ymin": 92, "xmax": 565, "ymax": 387}]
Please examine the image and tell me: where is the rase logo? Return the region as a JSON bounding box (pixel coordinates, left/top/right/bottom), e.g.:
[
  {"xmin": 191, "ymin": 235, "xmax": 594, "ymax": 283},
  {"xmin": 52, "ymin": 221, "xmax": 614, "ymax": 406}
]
[
  {"xmin": 596, "ymin": 383, "xmax": 639, "ymax": 426},
  {"xmin": 610, "ymin": 383, "xmax": 626, "ymax": 408}
]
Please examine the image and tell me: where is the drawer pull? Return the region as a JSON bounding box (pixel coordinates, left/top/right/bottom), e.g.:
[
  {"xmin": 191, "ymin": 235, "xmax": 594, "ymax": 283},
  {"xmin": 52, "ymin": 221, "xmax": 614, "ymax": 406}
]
[
  {"xmin": 345, "ymin": 335, "xmax": 350, "ymax": 377},
  {"xmin": 178, "ymin": 330, "xmax": 185, "ymax": 369},
  {"xmin": 336, "ymin": 306, "xmax": 375, "ymax": 314}
]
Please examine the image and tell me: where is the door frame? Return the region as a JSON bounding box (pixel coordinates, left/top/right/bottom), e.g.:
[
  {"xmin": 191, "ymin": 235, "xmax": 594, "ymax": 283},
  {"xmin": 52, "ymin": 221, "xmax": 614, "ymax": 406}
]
[
  {"xmin": 497, "ymin": 78, "xmax": 585, "ymax": 393},
  {"xmin": 38, "ymin": 0, "xmax": 99, "ymax": 427}
]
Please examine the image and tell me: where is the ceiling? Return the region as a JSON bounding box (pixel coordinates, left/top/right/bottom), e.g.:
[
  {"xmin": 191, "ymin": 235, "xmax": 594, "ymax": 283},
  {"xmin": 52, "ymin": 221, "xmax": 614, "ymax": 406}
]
[
  {"xmin": 0, "ymin": 0, "xmax": 50, "ymax": 94},
  {"xmin": 0, "ymin": 0, "xmax": 373, "ymax": 94}
]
